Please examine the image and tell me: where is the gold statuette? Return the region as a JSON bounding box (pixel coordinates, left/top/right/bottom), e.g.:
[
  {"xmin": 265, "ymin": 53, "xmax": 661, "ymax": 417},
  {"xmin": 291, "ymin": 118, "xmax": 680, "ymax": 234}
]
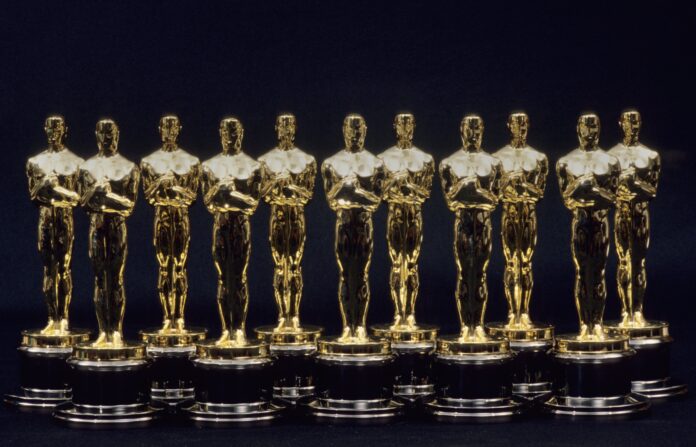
[
  {"xmin": 372, "ymin": 113, "xmax": 437, "ymax": 343},
  {"xmin": 488, "ymin": 112, "xmax": 553, "ymax": 343},
  {"xmin": 201, "ymin": 117, "xmax": 263, "ymax": 348},
  {"xmin": 24, "ymin": 116, "xmax": 89, "ymax": 345},
  {"xmin": 609, "ymin": 110, "xmax": 660, "ymax": 328},
  {"xmin": 77, "ymin": 119, "xmax": 141, "ymax": 354},
  {"xmin": 255, "ymin": 114, "xmax": 321, "ymax": 346},
  {"xmin": 321, "ymin": 114, "xmax": 385, "ymax": 346},
  {"xmin": 556, "ymin": 113, "xmax": 621, "ymax": 342},
  {"xmin": 140, "ymin": 116, "xmax": 205, "ymax": 347},
  {"xmin": 439, "ymin": 115, "xmax": 502, "ymax": 342}
]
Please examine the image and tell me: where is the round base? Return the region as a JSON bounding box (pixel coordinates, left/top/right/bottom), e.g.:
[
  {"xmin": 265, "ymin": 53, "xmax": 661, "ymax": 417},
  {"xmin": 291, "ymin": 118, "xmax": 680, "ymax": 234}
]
[
  {"xmin": 255, "ymin": 324, "xmax": 322, "ymax": 345},
  {"xmin": 4, "ymin": 388, "xmax": 70, "ymax": 413},
  {"xmin": 632, "ymin": 378, "xmax": 688, "ymax": 400},
  {"xmin": 424, "ymin": 397, "xmax": 525, "ymax": 422},
  {"xmin": 146, "ymin": 345, "xmax": 198, "ymax": 407},
  {"xmin": 542, "ymin": 393, "xmax": 650, "ymax": 418},
  {"xmin": 305, "ymin": 398, "xmax": 403, "ymax": 423},
  {"xmin": 263, "ymin": 339, "xmax": 320, "ymax": 403},
  {"xmin": 371, "ymin": 323, "xmax": 439, "ymax": 343},
  {"xmin": 54, "ymin": 402, "xmax": 160, "ymax": 428},
  {"xmin": 184, "ymin": 401, "xmax": 284, "ymax": 427},
  {"xmin": 317, "ymin": 336, "xmax": 390, "ymax": 355},
  {"xmin": 73, "ymin": 342, "xmax": 147, "ymax": 361},
  {"xmin": 140, "ymin": 327, "xmax": 207, "ymax": 347},
  {"xmin": 486, "ymin": 322, "xmax": 554, "ymax": 342},
  {"xmin": 512, "ymin": 382, "xmax": 552, "ymax": 402},
  {"xmin": 22, "ymin": 328, "xmax": 90, "ymax": 347},
  {"xmin": 393, "ymin": 384, "xmax": 435, "ymax": 404}
]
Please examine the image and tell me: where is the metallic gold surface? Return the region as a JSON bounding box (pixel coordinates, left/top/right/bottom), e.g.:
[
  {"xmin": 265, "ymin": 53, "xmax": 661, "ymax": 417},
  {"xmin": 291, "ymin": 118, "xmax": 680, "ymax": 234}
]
[
  {"xmin": 554, "ymin": 334, "xmax": 629, "ymax": 354},
  {"xmin": 494, "ymin": 112, "xmax": 548, "ymax": 330},
  {"xmin": 379, "ymin": 113, "xmax": 435, "ymax": 333},
  {"xmin": 258, "ymin": 114, "xmax": 319, "ymax": 338},
  {"xmin": 201, "ymin": 117, "xmax": 263, "ymax": 347},
  {"xmin": 317, "ymin": 337, "xmax": 390, "ymax": 355},
  {"xmin": 21, "ymin": 329, "xmax": 89, "ymax": 348},
  {"xmin": 371, "ymin": 323, "xmax": 437, "ymax": 343},
  {"xmin": 439, "ymin": 115, "xmax": 502, "ymax": 342},
  {"xmin": 72, "ymin": 343, "xmax": 146, "ymax": 361},
  {"xmin": 141, "ymin": 115, "xmax": 201, "ymax": 337},
  {"xmin": 608, "ymin": 110, "xmax": 661, "ymax": 328},
  {"xmin": 436, "ymin": 335, "xmax": 509, "ymax": 355},
  {"xmin": 486, "ymin": 322, "xmax": 553, "ymax": 341},
  {"xmin": 557, "ymin": 114, "xmax": 621, "ymax": 341},
  {"xmin": 26, "ymin": 116, "xmax": 83, "ymax": 337},
  {"xmin": 78, "ymin": 119, "xmax": 140, "ymax": 349},
  {"xmin": 195, "ymin": 340, "xmax": 269, "ymax": 360},
  {"xmin": 321, "ymin": 114, "xmax": 385, "ymax": 343}
]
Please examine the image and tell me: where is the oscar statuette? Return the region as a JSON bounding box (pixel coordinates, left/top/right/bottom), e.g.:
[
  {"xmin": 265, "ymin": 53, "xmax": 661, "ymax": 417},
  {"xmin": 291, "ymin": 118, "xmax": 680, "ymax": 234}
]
[
  {"xmin": 370, "ymin": 113, "xmax": 438, "ymax": 405},
  {"xmin": 487, "ymin": 112, "xmax": 554, "ymax": 401},
  {"xmin": 184, "ymin": 117, "xmax": 283, "ymax": 426},
  {"xmin": 254, "ymin": 114, "xmax": 322, "ymax": 404},
  {"xmin": 54, "ymin": 119, "xmax": 160, "ymax": 427},
  {"xmin": 5, "ymin": 116, "xmax": 90, "ymax": 411},
  {"xmin": 139, "ymin": 115, "xmax": 207, "ymax": 408},
  {"xmin": 425, "ymin": 115, "xmax": 524, "ymax": 421},
  {"xmin": 542, "ymin": 113, "xmax": 650, "ymax": 417},
  {"xmin": 604, "ymin": 110, "xmax": 687, "ymax": 400}
]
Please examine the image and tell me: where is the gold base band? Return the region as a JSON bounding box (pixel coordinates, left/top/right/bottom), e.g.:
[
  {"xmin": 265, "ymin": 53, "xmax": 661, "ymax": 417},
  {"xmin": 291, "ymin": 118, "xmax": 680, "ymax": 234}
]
[
  {"xmin": 254, "ymin": 325, "xmax": 322, "ymax": 345},
  {"xmin": 317, "ymin": 337, "xmax": 390, "ymax": 356},
  {"xmin": 554, "ymin": 334, "xmax": 629, "ymax": 354},
  {"xmin": 140, "ymin": 327, "xmax": 207, "ymax": 347},
  {"xmin": 436, "ymin": 335, "xmax": 510, "ymax": 355},
  {"xmin": 486, "ymin": 322, "xmax": 554, "ymax": 341},
  {"xmin": 72, "ymin": 342, "xmax": 147, "ymax": 361},
  {"xmin": 195, "ymin": 340, "xmax": 269, "ymax": 360},
  {"xmin": 21, "ymin": 329, "xmax": 90, "ymax": 348},
  {"xmin": 370, "ymin": 323, "xmax": 439, "ymax": 343},
  {"xmin": 604, "ymin": 320, "xmax": 669, "ymax": 339}
]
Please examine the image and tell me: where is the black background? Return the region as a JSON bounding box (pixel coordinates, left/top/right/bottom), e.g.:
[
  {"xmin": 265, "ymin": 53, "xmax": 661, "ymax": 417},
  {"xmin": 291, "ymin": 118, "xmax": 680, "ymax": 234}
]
[{"xmin": 1, "ymin": 1, "xmax": 695, "ymax": 445}]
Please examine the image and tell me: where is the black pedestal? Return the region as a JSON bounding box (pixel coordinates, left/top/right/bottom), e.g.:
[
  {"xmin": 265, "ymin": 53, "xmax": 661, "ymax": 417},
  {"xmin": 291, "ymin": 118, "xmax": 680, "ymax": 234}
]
[
  {"xmin": 147, "ymin": 346, "xmax": 197, "ymax": 407},
  {"xmin": 424, "ymin": 348, "xmax": 524, "ymax": 421},
  {"xmin": 54, "ymin": 354, "xmax": 160, "ymax": 428},
  {"xmin": 183, "ymin": 342, "xmax": 283, "ymax": 427},
  {"xmin": 270, "ymin": 344, "xmax": 317, "ymax": 403},
  {"xmin": 629, "ymin": 336, "xmax": 687, "ymax": 400},
  {"xmin": 509, "ymin": 340, "xmax": 553, "ymax": 400},
  {"xmin": 306, "ymin": 338, "xmax": 403, "ymax": 422},
  {"xmin": 391, "ymin": 342, "xmax": 435, "ymax": 403},
  {"xmin": 542, "ymin": 336, "xmax": 650, "ymax": 418},
  {"xmin": 4, "ymin": 346, "xmax": 73, "ymax": 411}
]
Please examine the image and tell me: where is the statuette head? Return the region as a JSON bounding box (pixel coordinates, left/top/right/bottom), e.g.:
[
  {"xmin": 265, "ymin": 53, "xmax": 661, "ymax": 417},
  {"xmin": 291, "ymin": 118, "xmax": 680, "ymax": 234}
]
[
  {"xmin": 577, "ymin": 113, "xmax": 601, "ymax": 150},
  {"xmin": 159, "ymin": 115, "xmax": 181, "ymax": 146},
  {"xmin": 220, "ymin": 117, "xmax": 243, "ymax": 155},
  {"xmin": 275, "ymin": 113, "xmax": 296, "ymax": 150},
  {"xmin": 620, "ymin": 109, "xmax": 641, "ymax": 146},
  {"xmin": 95, "ymin": 119, "xmax": 119, "ymax": 156},
  {"xmin": 394, "ymin": 113, "xmax": 415, "ymax": 149},
  {"xmin": 343, "ymin": 114, "xmax": 367, "ymax": 153},
  {"xmin": 508, "ymin": 112, "xmax": 529, "ymax": 148},
  {"xmin": 44, "ymin": 115, "xmax": 67, "ymax": 149},
  {"xmin": 460, "ymin": 114, "xmax": 484, "ymax": 152}
]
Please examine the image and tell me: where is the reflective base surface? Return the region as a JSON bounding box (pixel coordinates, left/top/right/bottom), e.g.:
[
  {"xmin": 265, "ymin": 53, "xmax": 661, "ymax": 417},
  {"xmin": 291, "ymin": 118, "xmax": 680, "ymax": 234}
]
[
  {"xmin": 542, "ymin": 394, "xmax": 650, "ymax": 418},
  {"xmin": 183, "ymin": 401, "xmax": 284, "ymax": 427},
  {"xmin": 424, "ymin": 396, "xmax": 525, "ymax": 422},
  {"xmin": 4, "ymin": 388, "xmax": 71, "ymax": 412},
  {"xmin": 632, "ymin": 378, "xmax": 688, "ymax": 400},
  {"xmin": 53, "ymin": 402, "xmax": 160, "ymax": 428},
  {"xmin": 305, "ymin": 398, "xmax": 403, "ymax": 423}
]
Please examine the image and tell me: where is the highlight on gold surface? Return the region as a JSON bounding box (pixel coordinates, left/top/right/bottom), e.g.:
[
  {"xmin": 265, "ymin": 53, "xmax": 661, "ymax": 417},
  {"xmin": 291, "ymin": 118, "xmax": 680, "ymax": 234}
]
[
  {"xmin": 608, "ymin": 110, "xmax": 661, "ymax": 328},
  {"xmin": 26, "ymin": 116, "xmax": 83, "ymax": 337},
  {"xmin": 78, "ymin": 119, "xmax": 140, "ymax": 348},
  {"xmin": 322, "ymin": 114, "xmax": 385, "ymax": 343},
  {"xmin": 379, "ymin": 113, "xmax": 434, "ymax": 331},
  {"xmin": 258, "ymin": 114, "xmax": 317, "ymax": 333},
  {"xmin": 141, "ymin": 115, "xmax": 201, "ymax": 335},
  {"xmin": 556, "ymin": 113, "xmax": 621, "ymax": 341},
  {"xmin": 201, "ymin": 117, "xmax": 263, "ymax": 346},
  {"xmin": 439, "ymin": 115, "xmax": 502, "ymax": 342},
  {"xmin": 494, "ymin": 112, "xmax": 548, "ymax": 330}
]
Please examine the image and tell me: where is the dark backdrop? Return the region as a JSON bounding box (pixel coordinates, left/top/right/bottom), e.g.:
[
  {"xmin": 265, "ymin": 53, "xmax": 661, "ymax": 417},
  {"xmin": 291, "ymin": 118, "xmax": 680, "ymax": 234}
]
[{"xmin": 1, "ymin": 1, "xmax": 695, "ymax": 446}]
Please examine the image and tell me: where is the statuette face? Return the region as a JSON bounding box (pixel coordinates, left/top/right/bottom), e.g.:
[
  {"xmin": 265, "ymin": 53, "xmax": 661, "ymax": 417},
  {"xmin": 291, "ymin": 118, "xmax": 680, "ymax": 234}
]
[
  {"xmin": 379, "ymin": 113, "xmax": 434, "ymax": 331},
  {"xmin": 26, "ymin": 116, "xmax": 84, "ymax": 336},
  {"xmin": 141, "ymin": 115, "xmax": 201, "ymax": 335},
  {"xmin": 322, "ymin": 114, "xmax": 384, "ymax": 342},
  {"xmin": 557, "ymin": 114, "xmax": 621, "ymax": 340},
  {"xmin": 259, "ymin": 114, "xmax": 317, "ymax": 333},
  {"xmin": 201, "ymin": 118, "xmax": 263, "ymax": 346},
  {"xmin": 608, "ymin": 110, "xmax": 661, "ymax": 328},
  {"xmin": 78, "ymin": 119, "xmax": 140, "ymax": 348},
  {"xmin": 440, "ymin": 115, "xmax": 502, "ymax": 341},
  {"xmin": 494, "ymin": 113, "xmax": 548, "ymax": 329}
]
